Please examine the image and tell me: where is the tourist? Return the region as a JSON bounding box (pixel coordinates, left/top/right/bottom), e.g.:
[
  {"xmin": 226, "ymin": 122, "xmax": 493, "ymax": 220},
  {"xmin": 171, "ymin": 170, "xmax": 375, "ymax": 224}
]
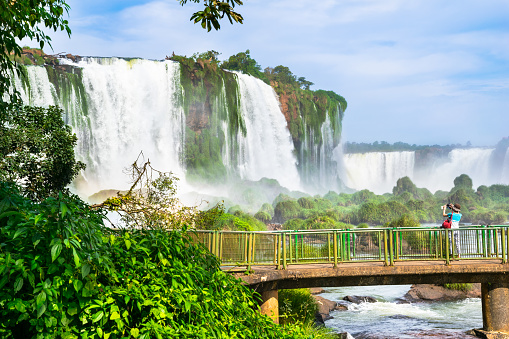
[{"xmin": 442, "ymin": 203, "xmax": 462, "ymax": 257}]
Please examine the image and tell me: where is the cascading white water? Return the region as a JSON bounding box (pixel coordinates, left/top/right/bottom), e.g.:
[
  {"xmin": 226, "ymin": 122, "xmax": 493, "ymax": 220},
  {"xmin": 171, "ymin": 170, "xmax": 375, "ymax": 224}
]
[
  {"xmin": 234, "ymin": 72, "xmax": 301, "ymax": 191},
  {"xmin": 14, "ymin": 65, "xmax": 56, "ymax": 106},
  {"xmin": 413, "ymin": 148, "xmax": 494, "ymax": 193},
  {"xmin": 17, "ymin": 58, "xmax": 186, "ymax": 197},
  {"xmin": 502, "ymin": 148, "xmax": 509, "ymax": 183},
  {"xmin": 342, "ymin": 152, "xmax": 415, "ymax": 194},
  {"xmin": 73, "ymin": 58, "xmax": 186, "ymax": 196},
  {"xmin": 341, "ymin": 148, "xmax": 507, "ymax": 194}
]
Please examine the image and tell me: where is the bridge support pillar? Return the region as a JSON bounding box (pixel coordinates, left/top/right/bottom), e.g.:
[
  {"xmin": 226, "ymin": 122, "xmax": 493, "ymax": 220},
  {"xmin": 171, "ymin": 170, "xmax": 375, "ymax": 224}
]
[
  {"xmin": 260, "ymin": 289, "xmax": 279, "ymax": 324},
  {"xmin": 482, "ymin": 282, "xmax": 509, "ymax": 334}
]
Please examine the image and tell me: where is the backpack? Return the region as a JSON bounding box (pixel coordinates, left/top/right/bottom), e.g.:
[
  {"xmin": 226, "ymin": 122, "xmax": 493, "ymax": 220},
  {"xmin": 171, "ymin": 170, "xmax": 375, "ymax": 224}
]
[{"xmin": 441, "ymin": 212, "xmax": 453, "ymax": 229}]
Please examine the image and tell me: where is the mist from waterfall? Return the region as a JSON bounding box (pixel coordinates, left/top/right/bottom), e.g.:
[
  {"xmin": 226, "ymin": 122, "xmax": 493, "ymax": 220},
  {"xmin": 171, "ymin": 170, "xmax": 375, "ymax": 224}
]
[
  {"xmin": 413, "ymin": 148, "xmax": 494, "ymax": 193},
  {"xmin": 342, "ymin": 152, "xmax": 415, "ymax": 194},
  {"xmin": 501, "ymin": 147, "xmax": 509, "ymax": 183},
  {"xmin": 340, "ymin": 147, "xmax": 508, "ymax": 194}
]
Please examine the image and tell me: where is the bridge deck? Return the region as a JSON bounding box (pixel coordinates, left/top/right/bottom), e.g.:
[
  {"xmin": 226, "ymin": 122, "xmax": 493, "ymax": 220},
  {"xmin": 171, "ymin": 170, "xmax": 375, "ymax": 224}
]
[{"xmin": 228, "ymin": 259, "xmax": 509, "ymax": 292}]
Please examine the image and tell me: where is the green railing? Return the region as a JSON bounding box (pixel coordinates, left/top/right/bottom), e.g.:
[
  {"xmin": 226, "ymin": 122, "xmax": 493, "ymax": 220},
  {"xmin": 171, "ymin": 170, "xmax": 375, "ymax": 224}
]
[{"xmin": 190, "ymin": 225, "xmax": 509, "ymax": 269}]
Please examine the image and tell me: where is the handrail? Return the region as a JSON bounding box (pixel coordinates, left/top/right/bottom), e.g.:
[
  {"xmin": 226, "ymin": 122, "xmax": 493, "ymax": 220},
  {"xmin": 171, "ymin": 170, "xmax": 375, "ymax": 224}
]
[{"xmin": 189, "ymin": 225, "xmax": 509, "ymax": 269}]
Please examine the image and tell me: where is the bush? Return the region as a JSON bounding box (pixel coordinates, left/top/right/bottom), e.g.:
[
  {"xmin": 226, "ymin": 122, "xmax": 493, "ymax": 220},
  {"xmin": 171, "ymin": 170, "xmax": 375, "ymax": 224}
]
[
  {"xmin": 254, "ymin": 211, "xmax": 272, "ymax": 223},
  {"xmin": 443, "ymin": 283, "xmax": 473, "ymax": 292},
  {"xmin": 0, "ymin": 183, "xmax": 311, "ymax": 338},
  {"xmin": 274, "ymin": 200, "xmax": 301, "ymax": 223},
  {"xmin": 283, "ymin": 218, "xmax": 305, "ymax": 230},
  {"xmin": 279, "ymin": 289, "xmax": 318, "ymax": 326}
]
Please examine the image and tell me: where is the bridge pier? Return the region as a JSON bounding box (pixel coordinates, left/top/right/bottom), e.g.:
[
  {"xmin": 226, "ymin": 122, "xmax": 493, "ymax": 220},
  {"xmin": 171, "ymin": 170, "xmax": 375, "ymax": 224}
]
[
  {"xmin": 259, "ymin": 289, "xmax": 279, "ymax": 324},
  {"xmin": 482, "ymin": 282, "xmax": 509, "ymax": 335}
]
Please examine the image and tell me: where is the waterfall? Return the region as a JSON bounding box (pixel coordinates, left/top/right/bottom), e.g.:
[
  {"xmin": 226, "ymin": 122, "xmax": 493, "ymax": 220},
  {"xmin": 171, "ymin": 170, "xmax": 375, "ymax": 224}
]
[
  {"xmin": 342, "ymin": 152, "xmax": 415, "ymax": 194},
  {"xmin": 17, "ymin": 58, "xmax": 186, "ymax": 197},
  {"xmin": 16, "ymin": 60, "xmax": 303, "ymax": 198},
  {"xmin": 413, "ymin": 148, "xmax": 494, "ymax": 193},
  {"xmin": 234, "ymin": 72, "xmax": 301, "ymax": 191},
  {"xmin": 341, "ymin": 148, "xmax": 506, "ymax": 194},
  {"xmin": 500, "ymin": 147, "xmax": 509, "ymax": 183}
]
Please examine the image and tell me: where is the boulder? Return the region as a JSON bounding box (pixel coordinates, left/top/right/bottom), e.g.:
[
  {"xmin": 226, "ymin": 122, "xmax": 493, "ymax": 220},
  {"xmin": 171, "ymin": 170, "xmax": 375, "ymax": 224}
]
[
  {"xmin": 402, "ymin": 284, "xmax": 481, "ymax": 303},
  {"xmin": 343, "ymin": 295, "xmax": 377, "ymax": 304}
]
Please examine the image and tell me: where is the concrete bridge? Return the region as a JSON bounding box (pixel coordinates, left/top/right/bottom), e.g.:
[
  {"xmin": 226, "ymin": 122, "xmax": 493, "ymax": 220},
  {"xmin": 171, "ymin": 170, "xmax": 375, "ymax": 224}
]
[{"xmin": 194, "ymin": 226, "xmax": 509, "ymax": 337}]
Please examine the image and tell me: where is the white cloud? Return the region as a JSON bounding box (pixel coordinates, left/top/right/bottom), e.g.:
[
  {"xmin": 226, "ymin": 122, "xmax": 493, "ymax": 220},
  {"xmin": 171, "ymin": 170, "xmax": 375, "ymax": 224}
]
[{"xmin": 38, "ymin": 0, "xmax": 509, "ymax": 146}]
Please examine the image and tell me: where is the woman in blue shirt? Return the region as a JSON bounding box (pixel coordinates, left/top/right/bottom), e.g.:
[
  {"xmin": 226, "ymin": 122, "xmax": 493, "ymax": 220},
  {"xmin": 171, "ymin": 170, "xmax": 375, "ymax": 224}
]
[{"xmin": 442, "ymin": 203, "xmax": 462, "ymax": 257}]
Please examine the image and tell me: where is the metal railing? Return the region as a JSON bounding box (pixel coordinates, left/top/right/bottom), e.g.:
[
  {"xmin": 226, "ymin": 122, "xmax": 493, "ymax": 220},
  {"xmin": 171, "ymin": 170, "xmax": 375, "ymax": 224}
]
[{"xmin": 190, "ymin": 225, "xmax": 509, "ymax": 269}]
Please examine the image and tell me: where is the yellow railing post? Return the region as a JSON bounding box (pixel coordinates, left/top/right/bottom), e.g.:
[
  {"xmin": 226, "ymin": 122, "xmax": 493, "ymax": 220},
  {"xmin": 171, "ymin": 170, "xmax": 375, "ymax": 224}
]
[
  {"xmin": 327, "ymin": 233, "xmax": 331, "ymax": 262},
  {"xmin": 389, "ymin": 230, "xmax": 394, "ymax": 266},
  {"xmin": 333, "ymin": 230, "xmax": 338, "ymax": 268},
  {"xmin": 283, "ymin": 233, "xmax": 287, "ymax": 269},
  {"xmin": 502, "ymin": 228, "xmax": 506, "ymax": 264},
  {"xmin": 384, "ymin": 230, "xmax": 389, "ymax": 266}
]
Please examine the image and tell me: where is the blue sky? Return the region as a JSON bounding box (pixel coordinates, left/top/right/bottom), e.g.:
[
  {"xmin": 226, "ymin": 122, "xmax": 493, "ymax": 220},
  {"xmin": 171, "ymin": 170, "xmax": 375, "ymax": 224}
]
[{"xmin": 40, "ymin": 0, "xmax": 509, "ymax": 147}]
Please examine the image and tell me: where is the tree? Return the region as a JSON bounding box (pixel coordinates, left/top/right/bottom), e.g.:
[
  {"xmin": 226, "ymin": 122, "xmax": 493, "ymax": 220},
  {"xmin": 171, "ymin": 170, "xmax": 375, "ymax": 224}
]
[
  {"xmin": 180, "ymin": 0, "xmax": 244, "ymax": 32},
  {"xmin": 297, "ymin": 76, "xmax": 314, "ymax": 90},
  {"xmin": 0, "ymin": 0, "xmax": 71, "ymax": 105},
  {"xmin": 220, "ymin": 50, "xmax": 267, "ymax": 81},
  {"xmin": 0, "ymin": 105, "xmax": 85, "ymax": 200}
]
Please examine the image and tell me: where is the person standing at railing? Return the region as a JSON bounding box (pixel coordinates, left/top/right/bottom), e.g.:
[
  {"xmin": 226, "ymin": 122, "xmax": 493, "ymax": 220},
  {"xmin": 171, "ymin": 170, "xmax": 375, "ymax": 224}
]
[{"xmin": 442, "ymin": 203, "xmax": 462, "ymax": 257}]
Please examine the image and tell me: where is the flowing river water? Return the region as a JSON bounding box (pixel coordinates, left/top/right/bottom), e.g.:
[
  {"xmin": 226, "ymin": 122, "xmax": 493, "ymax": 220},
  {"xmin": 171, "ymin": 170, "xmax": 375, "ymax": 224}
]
[{"xmin": 321, "ymin": 285, "xmax": 482, "ymax": 338}]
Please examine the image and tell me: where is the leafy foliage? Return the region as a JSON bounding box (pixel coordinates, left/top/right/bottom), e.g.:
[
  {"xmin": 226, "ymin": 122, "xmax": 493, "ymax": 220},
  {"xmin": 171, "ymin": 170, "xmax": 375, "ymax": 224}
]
[
  {"xmin": 0, "ymin": 183, "xmax": 315, "ymax": 338},
  {"xmin": 220, "ymin": 50, "xmax": 267, "ymax": 81},
  {"xmin": 279, "ymin": 289, "xmax": 318, "ymax": 326},
  {"xmin": 0, "ymin": 105, "xmax": 85, "ymax": 200},
  {"xmin": 181, "ymin": 0, "xmax": 244, "ymax": 32},
  {"xmin": 0, "ymin": 0, "xmax": 70, "ymax": 104}
]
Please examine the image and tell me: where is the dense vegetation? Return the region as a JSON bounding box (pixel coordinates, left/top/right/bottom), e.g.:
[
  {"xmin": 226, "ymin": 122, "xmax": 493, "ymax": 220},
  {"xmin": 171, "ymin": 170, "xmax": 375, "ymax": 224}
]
[
  {"xmin": 0, "ymin": 183, "xmax": 324, "ymax": 338},
  {"xmin": 208, "ymin": 174, "xmax": 509, "ymax": 232},
  {"xmin": 344, "ymin": 141, "xmax": 467, "ymax": 154}
]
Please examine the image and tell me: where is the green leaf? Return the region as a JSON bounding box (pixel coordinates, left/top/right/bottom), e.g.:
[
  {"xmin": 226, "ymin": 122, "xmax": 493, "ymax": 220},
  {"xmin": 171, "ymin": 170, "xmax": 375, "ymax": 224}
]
[
  {"xmin": 34, "ymin": 214, "xmax": 43, "ymax": 225},
  {"xmin": 14, "ymin": 276, "xmax": 23, "ymax": 293},
  {"xmin": 0, "ymin": 211, "xmax": 21, "ymax": 220},
  {"xmin": 109, "ymin": 311, "xmax": 120, "ymax": 320},
  {"xmin": 72, "ymin": 247, "xmax": 81, "ymax": 267},
  {"xmin": 60, "ymin": 202, "xmax": 68, "ymax": 218},
  {"xmin": 13, "ymin": 227, "xmax": 27, "ymax": 239},
  {"xmin": 81, "ymin": 263, "xmax": 91, "ymax": 279},
  {"xmin": 73, "ymin": 279, "xmax": 83, "ymax": 292},
  {"xmin": 47, "ymin": 264, "xmax": 59, "ymax": 275},
  {"xmin": 37, "ymin": 303, "xmax": 47, "ymax": 318},
  {"xmin": 96, "ymin": 327, "xmax": 103, "ymax": 338},
  {"xmin": 125, "ymin": 239, "xmax": 131, "ymax": 249},
  {"xmin": 92, "ymin": 310, "xmax": 104, "ymax": 323},
  {"xmin": 36, "ymin": 291, "xmax": 47, "ymax": 308},
  {"xmin": 51, "ymin": 243, "xmax": 62, "ymax": 262},
  {"xmin": 67, "ymin": 307, "xmax": 78, "ymax": 316},
  {"xmin": 130, "ymin": 328, "xmax": 140, "ymax": 337}
]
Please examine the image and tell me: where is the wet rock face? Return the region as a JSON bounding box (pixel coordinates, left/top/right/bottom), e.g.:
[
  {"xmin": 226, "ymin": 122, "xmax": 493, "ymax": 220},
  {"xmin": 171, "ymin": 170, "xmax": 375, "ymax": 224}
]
[
  {"xmin": 343, "ymin": 295, "xmax": 377, "ymax": 304},
  {"xmin": 401, "ymin": 284, "xmax": 481, "ymax": 303}
]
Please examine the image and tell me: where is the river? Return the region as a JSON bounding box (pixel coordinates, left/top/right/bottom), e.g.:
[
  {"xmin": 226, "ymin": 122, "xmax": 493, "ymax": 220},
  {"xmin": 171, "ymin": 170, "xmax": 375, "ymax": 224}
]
[{"xmin": 321, "ymin": 285, "xmax": 482, "ymax": 338}]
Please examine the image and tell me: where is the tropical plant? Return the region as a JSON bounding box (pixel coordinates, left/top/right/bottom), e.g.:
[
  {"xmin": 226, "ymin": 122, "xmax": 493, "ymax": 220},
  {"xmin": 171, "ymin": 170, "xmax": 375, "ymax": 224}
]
[
  {"xmin": 0, "ymin": 105, "xmax": 85, "ymax": 200},
  {"xmin": 180, "ymin": 0, "xmax": 244, "ymax": 32},
  {"xmin": 279, "ymin": 289, "xmax": 318, "ymax": 326},
  {"xmin": 0, "ymin": 183, "xmax": 315, "ymax": 338},
  {"xmin": 0, "ymin": 0, "xmax": 71, "ymax": 104}
]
